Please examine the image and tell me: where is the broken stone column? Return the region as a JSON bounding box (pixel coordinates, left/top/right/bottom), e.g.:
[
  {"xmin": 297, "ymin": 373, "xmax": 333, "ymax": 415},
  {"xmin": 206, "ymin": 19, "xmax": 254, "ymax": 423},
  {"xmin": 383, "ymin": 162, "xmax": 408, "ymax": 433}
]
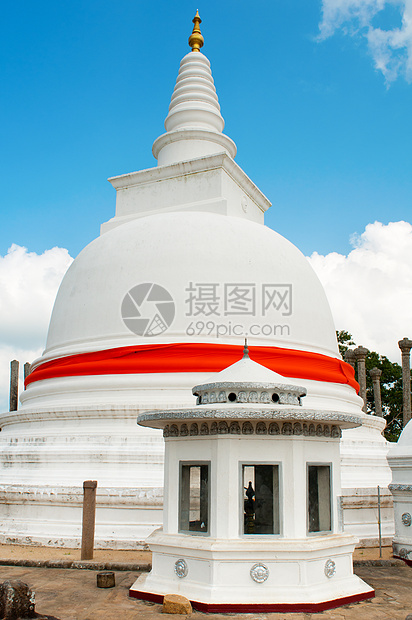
[
  {"xmin": 398, "ymin": 337, "xmax": 412, "ymax": 428},
  {"xmin": 23, "ymin": 362, "xmax": 31, "ymax": 381},
  {"xmin": 9, "ymin": 360, "xmax": 19, "ymax": 412},
  {"xmin": 0, "ymin": 579, "xmax": 36, "ymax": 619},
  {"xmin": 354, "ymin": 346, "xmax": 368, "ymax": 413},
  {"xmin": 81, "ymin": 480, "xmax": 98, "ymax": 560},
  {"xmin": 344, "ymin": 349, "xmax": 356, "ymax": 368},
  {"xmin": 369, "ymin": 367, "xmax": 382, "ymax": 417}
]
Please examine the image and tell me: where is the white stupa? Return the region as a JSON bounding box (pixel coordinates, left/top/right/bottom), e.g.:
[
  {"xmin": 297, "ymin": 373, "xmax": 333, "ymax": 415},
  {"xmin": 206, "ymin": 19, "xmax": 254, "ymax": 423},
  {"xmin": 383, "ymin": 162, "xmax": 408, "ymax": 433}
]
[
  {"xmin": 388, "ymin": 420, "xmax": 412, "ymax": 563},
  {"xmin": 0, "ymin": 12, "xmax": 392, "ymax": 548}
]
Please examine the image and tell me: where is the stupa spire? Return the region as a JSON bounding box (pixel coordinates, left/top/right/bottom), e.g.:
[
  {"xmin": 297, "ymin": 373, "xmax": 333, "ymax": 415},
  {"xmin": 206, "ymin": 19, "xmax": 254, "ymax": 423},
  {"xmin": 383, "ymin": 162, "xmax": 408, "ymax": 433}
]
[
  {"xmin": 188, "ymin": 10, "xmax": 204, "ymax": 52},
  {"xmin": 152, "ymin": 13, "xmax": 237, "ymax": 166}
]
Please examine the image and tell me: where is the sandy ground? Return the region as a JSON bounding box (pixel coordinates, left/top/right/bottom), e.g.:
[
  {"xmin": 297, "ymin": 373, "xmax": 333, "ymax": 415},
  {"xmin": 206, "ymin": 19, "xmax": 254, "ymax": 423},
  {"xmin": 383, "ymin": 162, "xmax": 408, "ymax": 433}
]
[
  {"xmin": 0, "ymin": 563, "xmax": 410, "ymax": 620},
  {"xmin": 0, "ymin": 543, "xmax": 150, "ymax": 563},
  {"xmin": 0, "ymin": 545, "xmax": 408, "ymax": 619},
  {"xmin": 0, "ymin": 543, "xmax": 395, "ymax": 563},
  {"xmin": 354, "ymin": 545, "xmax": 395, "ymax": 561}
]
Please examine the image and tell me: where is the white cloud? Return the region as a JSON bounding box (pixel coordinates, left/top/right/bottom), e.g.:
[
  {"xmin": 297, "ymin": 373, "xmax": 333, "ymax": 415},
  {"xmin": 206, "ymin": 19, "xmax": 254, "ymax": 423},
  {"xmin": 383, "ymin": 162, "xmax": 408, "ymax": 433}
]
[
  {"xmin": 0, "ymin": 245, "xmax": 73, "ymax": 412},
  {"xmin": 308, "ymin": 221, "xmax": 412, "ymax": 362},
  {"xmin": 318, "ymin": 0, "xmax": 412, "ymax": 83}
]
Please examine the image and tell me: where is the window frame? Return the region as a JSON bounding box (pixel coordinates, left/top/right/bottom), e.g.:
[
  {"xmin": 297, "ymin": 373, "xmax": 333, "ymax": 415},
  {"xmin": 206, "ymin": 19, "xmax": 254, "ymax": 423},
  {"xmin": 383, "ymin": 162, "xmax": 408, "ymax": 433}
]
[
  {"xmin": 306, "ymin": 462, "xmax": 333, "ymax": 535},
  {"xmin": 178, "ymin": 460, "xmax": 211, "ymax": 536},
  {"xmin": 239, "ymin": 461, "xmax": 282, "ymax": 537}
]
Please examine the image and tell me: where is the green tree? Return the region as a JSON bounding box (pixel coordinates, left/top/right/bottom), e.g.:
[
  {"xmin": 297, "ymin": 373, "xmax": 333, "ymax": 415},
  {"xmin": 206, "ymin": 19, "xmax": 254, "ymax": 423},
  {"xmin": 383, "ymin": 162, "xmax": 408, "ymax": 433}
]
[
  {"xmin": 336, "ymin": 330, "xmax": 355, "ymax": 357},
  {"xmin": 336, "ymin": 331, "xmax": 404, "ymax": 442}
]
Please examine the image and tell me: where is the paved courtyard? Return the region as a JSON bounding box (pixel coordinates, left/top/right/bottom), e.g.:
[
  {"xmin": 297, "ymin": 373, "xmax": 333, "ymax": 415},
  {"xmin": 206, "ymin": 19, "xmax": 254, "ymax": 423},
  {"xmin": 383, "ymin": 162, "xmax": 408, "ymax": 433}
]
[
  {"xmin": 0, "ymin": 545, "xmax": 410, "ymax": 619},
  {"xmin": 0, "ymin": 563, "xmax": 410, "ymax": 619}
]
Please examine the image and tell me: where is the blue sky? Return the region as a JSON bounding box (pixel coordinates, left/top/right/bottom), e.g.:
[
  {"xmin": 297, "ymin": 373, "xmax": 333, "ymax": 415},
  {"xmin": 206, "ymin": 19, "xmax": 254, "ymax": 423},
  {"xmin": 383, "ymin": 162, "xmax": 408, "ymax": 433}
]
[{"xmin": 1, "ymin": 0, "xmax": 411, "ymax": 258}]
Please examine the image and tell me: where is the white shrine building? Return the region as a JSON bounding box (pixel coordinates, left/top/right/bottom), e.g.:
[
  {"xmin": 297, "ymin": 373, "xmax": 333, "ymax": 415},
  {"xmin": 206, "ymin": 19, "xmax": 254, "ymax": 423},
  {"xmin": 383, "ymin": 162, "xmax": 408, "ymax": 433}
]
[
  {"xmin": 0, "ymin": 13, "xmax": 392, "ymax": 548},
  {"xmin": 130, "ymin": 344, "xmax": 374, "ymax": 612}
]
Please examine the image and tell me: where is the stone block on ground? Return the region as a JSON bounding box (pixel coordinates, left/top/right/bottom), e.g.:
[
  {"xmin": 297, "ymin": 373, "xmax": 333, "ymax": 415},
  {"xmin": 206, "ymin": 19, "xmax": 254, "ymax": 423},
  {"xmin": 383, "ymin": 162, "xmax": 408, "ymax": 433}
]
[
  {"xmin": 162, "ymin": 593, "xmax": 192, "ymax": 615},
  {"xmin": 96, "ymin": 571, "xmax": 115, "ymax": 588},
  {"xmin": 0, "ymin": 579, "xmax": 35, "ymax": 619}
]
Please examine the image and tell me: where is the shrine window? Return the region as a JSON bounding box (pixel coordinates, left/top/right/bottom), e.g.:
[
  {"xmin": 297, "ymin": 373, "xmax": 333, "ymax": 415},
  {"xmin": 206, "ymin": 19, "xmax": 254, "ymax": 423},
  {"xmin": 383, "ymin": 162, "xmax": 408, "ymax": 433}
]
[
  {"xmin": 242, "ymin": 464, "xmax": 280, "ymax": 535},
  {"xmin": 307, "ymin": 464, "xmax": 332, "ymax": 533},
  {"xmin": 179, "ymin": 462, "xmax": 210, "ymax": 535}
]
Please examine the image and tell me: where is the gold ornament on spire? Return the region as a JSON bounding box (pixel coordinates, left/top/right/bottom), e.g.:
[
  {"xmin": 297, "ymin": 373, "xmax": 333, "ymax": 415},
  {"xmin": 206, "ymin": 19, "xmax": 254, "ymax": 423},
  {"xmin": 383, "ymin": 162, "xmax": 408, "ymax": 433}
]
[{"xmin": 188, "ymin": 10, "xmax": 204, "ymax": 52}]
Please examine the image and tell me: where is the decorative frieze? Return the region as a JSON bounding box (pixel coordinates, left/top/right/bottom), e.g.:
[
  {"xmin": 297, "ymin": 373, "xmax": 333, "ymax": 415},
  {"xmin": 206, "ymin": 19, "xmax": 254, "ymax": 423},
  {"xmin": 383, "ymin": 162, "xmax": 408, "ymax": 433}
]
[
  {"xmin": 269, "ymin": 422, "xmax": 280, "ymax": 435},
  {"xmin": 242, "ymin": 421, "xmax": 254, "ymax": 435},
  {"xmin": 164, "ymin": 421, "xmax": 342, "ymax": 438},
  {"xmin": 389, "ymin": 483, "xmax": 412, "ymax": 493},
  {"xmin": 250, "ymin": 563, "xmax": 269, "ymax": 583},
  {"xmin": 230, "ymin": 421, "xmax": 241, "ymax": 434},
  {"xmin": 194, "ymin": 385, "xmax": 306, "ymax": 407},
  {"xmin": 138, "ymin": 408, "xmax": 361, "ymax": 427},
  {"xmin": 174, "ymin": 559, "xmax": 188, "ymax": 578},
  {"xmin": 169, "ymin": 424, "xmax": 179, "ymax": 437},
  {"xmin": 393, "ymin": 543, "xmax": 412, "ymax": 560},
  {"xmin": 256, "ymin": 421, "xmax": 267, "ymax": 435},
  {"xmin": 324, "ymin": 559, "xmax": 336, "ymax": 578}
]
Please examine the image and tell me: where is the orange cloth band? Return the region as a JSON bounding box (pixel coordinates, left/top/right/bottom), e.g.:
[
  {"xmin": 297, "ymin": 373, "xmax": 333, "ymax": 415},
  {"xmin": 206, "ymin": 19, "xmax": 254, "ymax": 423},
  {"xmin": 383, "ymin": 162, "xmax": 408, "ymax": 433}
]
[{"xmin": 25, "ymin": 342, "xmax": 358, "ymax": 392}]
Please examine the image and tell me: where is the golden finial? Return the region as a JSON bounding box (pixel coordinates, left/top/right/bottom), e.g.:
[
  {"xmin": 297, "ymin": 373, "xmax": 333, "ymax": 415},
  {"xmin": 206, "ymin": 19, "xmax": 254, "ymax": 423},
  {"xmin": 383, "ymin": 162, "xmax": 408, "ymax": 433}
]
[{"xmin": 188, "ymin": 10, "xmax": 204, "ymax": 52}]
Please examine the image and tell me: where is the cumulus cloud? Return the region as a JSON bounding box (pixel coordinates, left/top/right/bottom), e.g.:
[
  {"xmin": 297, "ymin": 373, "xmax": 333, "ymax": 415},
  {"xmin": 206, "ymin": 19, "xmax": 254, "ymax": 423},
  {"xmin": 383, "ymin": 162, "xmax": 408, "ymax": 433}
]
[
  {"xmin": 0, "ymin": 245, "xmax": 73, "ymax": 412},
  {"xmin": 318, "ymin": 0, "xmax": 412, "ymax": 83},
  {"xmin": 308, "ymin": 221, "xmax": 412, "ymax": 361}
]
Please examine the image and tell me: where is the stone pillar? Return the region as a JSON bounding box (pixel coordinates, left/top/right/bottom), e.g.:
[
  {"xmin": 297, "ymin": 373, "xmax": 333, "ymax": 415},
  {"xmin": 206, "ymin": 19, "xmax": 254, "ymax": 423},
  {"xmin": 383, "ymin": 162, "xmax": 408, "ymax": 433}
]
[
  {"xmin": 344, "ymin": 349, "xmax": 356, "ymax": 368},
  {"xmin": 81, "ymin": 480, "xmax": 98, "ymax": 560},
  {"xmin": 369, "ymin": 367, "xmax": 382, "ymax": 417},
  {"xmin": 354, "ymin": 346, "xmax": 368, "ymax": 413},
  {"xmin": 398, "ymin": 337, "xmax": 412, "ymax": 427},
  {"xmin": 23, "ymin": 363, "xmax": 31, "ymax": 381},
  {"xmin": 9, "ymin": 360, "xmax": 19, "ymax": 412}
]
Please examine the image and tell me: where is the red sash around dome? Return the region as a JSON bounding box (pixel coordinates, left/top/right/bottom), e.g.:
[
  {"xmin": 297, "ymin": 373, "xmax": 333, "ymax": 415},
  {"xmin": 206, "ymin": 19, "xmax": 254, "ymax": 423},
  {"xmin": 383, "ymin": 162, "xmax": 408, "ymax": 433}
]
[{"xmin": 25, "ymin": 342, "xmax": 359, "ymax": 392}]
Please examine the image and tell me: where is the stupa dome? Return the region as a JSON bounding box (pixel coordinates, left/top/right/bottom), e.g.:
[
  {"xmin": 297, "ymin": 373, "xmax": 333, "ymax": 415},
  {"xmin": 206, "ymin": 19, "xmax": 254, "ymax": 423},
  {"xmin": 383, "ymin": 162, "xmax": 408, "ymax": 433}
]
[
  {"xmin": 43, "ymin": 211, "xmax": 337, "ymax": 360},
  {"xmin": 388, "ymin": 419, "xmax": 412, "ymax": 458}
]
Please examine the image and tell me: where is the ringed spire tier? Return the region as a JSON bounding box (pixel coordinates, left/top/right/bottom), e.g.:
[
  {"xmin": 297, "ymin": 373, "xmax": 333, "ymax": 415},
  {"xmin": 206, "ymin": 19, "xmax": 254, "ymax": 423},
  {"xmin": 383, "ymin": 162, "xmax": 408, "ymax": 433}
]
[{"xmin": 153, "ymin": 12, "xmax": 237, "ymax": 166}]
